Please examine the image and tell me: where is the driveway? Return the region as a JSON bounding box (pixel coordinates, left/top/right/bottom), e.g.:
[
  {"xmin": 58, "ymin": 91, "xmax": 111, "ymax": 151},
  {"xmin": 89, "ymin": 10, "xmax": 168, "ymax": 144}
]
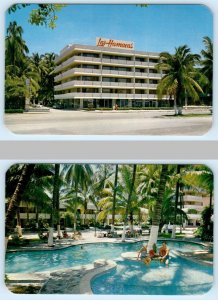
[{"xmin": 4, "ymin": 109, "xmax": 212, "ymax": 135}]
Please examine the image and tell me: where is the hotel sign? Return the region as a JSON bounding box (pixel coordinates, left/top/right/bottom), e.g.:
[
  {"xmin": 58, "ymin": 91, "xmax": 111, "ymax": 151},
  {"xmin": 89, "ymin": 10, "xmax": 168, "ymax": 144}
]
[{"xmin": 96, "ymin": 37, "xmax": 134, "ymax": 50}]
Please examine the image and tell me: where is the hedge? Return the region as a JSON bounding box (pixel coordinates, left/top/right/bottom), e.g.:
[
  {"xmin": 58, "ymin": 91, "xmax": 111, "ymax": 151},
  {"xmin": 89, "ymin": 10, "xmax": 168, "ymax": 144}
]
[{"xmin": 5, "ymin": 109, "xmax": 24, "ymax": 113}]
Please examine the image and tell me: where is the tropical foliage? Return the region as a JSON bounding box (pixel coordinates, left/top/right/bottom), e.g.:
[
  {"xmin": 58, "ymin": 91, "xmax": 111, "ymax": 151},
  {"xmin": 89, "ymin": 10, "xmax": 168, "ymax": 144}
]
[
  {"xmin": 5, "ymin": 163, "xmax": 214, "ymax": 250},
  {"xmin": 8, "ymin": 4, "xmax": 66, "ymax": 29},
  {"xmin": 5, "ymin": 21, "xmax": 56, "ymax": 110},
  {"xmin": 156, "ymin": 46, "xmax": 203, "ymax": 114}
]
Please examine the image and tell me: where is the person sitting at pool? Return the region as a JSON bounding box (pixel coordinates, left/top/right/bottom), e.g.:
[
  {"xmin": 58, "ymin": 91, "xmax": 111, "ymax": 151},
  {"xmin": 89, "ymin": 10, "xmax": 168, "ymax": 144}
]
[
  {"xmin": 137, "ymin": 244, "xmax": 148, "ymax": 260},
  {"xmin": 63, "ymin": 230, "xmax": 69, "ymax": 238},
  {"xmin": 159, "ymin": 242, "xmax": 170, "ymax": 265},
  {"xmin": 149, "ymin": 243, "xmax": 159, "ymax": 259}
]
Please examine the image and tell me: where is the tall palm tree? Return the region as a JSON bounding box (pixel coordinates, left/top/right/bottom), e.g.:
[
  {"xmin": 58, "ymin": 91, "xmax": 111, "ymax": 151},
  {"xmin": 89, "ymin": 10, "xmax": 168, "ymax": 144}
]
[
  {"xmin": 5, "ymin": 21, "xmax": 29, "ymax": 76},
  {"xmin": 171, "ymin": 164, "xmax": 181, "ymax": 238},
  {"xmin": 111, "ymin": 165, "xmax": 119, "ymax": 233},
  {"xmin": 63, "ymin": 164, "xmax": 93, "ymax": 232},
  {"xmin": 156, "ymin": 45, "xmax": 203, "ymax": 115},
  {"xmin": 201, "ymin": 36, "xmax": 213, "ymax": 97},
  {"xmin": 5, "ymin": 164, "xmax": 35, "ymax": 249},
  {"xmin": 122, "ymin": 164, "xmax": 137, "ymax": 242},
  {"xmin": 147, "ymin": 164, "xmax": 168, "ymax": 250},
  {"xmin": 48, "ymin": 164, "xmax": 61, "ymax": 246}
]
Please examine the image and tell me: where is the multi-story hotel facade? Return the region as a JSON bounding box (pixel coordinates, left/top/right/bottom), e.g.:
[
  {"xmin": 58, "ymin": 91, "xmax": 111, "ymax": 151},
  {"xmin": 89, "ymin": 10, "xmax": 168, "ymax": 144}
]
[{"xmin": 54, "ymin": 38, "xmax": 170, "ymax": 109}]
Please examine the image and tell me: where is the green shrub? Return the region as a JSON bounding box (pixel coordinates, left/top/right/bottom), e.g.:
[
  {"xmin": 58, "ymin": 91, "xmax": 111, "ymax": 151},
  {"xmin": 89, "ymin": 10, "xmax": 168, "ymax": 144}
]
[{"xmin": 5, "ymin": 109, "xmax": 24, "ymax": 113}]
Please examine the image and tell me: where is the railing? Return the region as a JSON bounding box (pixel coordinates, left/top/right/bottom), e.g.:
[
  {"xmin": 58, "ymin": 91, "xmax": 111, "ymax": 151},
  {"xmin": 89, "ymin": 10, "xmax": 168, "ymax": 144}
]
[
  {"xmin": 54, "ymin": 92, "xmax": 167, "ymax": 100},
  {"xmin": 183, "ymin": 195, "xmax": 203, "ymax": 202}
]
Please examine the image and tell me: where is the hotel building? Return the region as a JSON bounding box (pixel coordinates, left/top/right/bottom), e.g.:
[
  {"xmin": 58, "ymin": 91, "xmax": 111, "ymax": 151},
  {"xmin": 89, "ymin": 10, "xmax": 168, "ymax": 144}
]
[{"xmin": 54, "ymin": 38, "xmax": 170, "ymax": 109}]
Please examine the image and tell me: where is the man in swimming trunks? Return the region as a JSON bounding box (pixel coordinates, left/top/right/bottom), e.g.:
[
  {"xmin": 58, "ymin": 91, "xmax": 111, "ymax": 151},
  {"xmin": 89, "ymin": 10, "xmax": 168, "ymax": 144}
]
[
  {"xmin": 137, "ymin": 244, "xmax": 148, "ymax": 260},
  {"xmin": 159, "ymin": 242, "xmax": 170, "ymax": 265}
]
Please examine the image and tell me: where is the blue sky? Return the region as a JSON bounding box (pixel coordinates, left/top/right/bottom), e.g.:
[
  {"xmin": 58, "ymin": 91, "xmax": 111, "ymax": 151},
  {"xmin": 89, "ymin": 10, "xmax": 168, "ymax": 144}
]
[{"xmin": 5, "ymin": 4, "xmax": 213, "ymax": 55}]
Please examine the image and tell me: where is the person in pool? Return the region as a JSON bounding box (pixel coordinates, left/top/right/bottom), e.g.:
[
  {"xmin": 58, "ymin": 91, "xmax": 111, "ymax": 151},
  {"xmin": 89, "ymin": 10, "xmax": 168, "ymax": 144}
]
[
  {"xmin": 149, "ymin": 243, "xmax": 159, "ymax": 259},
  {"xmin": 159, "ymin": 242, "xmax": 170, "ymax": 265},
  {"xmin": 137, "ymin": 244, "xmax": 148, "ymax": 260}
]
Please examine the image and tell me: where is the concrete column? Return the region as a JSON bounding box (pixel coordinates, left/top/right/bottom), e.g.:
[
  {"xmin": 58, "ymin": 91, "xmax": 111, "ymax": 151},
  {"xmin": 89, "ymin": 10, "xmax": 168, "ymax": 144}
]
[
  {"xmin": 128, "ymin": 99, "xmax": 132, "ymax": 107},
  {"xmin": 112, "ymin": 99, "xmax": 116, "ymax": 109},
  {"xmin": 79, "ymin": 99, "xmax": 83, "ymax": 109},
  {"xmin": 142, "ymin": 100, "xmax": 146, "ymax": 107}
]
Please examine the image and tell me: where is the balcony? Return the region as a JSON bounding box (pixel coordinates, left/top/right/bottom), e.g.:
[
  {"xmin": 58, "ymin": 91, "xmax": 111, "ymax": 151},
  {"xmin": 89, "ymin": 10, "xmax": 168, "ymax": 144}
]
[
  {"xmin": 54, "ymin": 68, "xmax": 102, "ymax": 82},
  {"xmin": 183, "ymin": 195, "xmax": 203, "ymax": 203},
  {"xmin": 135, "ymin": 72, "xmax": 162, "ymax": 79},
  {"xmin": 54, "ymin": 80, "xmax": 160, "ymax": 92},
  {"xmin": 102, "ymin": 58, "xmax": 135, "ymax": 66},
  {"xmin": 55, "ymin": 56, "xmax": 102, "ymax": 73},
  {"xmin": 183, "ymin": 205, "xmax": 203, "ymax": 211},
  {"xmin": 55, "ymin": 92, "xmax": 168, "ymax": 100}
]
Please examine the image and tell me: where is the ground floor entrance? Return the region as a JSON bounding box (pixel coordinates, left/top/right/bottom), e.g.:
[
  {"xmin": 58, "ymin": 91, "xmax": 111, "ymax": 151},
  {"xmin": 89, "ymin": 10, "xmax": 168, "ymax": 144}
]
[{"xmin": 55, "ymin": 98, "xmax": 174, "ymax": 109}]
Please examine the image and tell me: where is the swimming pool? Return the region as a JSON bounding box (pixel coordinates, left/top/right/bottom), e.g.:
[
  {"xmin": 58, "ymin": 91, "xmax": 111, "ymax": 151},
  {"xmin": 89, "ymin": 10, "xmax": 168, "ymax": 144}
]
[
  {"xmin": 91, "ymin": 256, "xmax": 213, "ymax": 295},
  {"xmin": 5, "ymin": 241, "xmax": 208, "ymax": 274},
  {"xmin": 5, "ymin": 241, "xmax": 212, "ymax": 295}
]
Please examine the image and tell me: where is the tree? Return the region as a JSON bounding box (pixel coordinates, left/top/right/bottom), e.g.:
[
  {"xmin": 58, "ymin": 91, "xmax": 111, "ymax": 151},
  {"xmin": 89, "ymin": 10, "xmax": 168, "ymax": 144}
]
[
  {"xmin": 111, "ymin": 165, "xmax": 118, "ymax": 233},
  {"xmin": 63, "ymin": 164, "xmax": 93, "ymax": 232},
  {"xmin": 201, "ymin": 36, "xmax": 213, "ymax": 100},
  {"xmin": 5, "ymin": 21, "xmax": 29, "ymax": 76},
  {"xmin": 156, "ymin": 46, "xmax": 203, "ymax": 115},
  {"xmin": 171, "ymin": 165, "xmax": 181, "ymax": 238},
  {"xmin": 122, "ymin": 164, "xmax": 137, "ymax": 242},
  {"xmin": 147, "ymin": 164, "xmax": 168, "ymax": 250},
  {"xmin": 5, "ymin": 164, "xmax": 35, "ymax": 249},
  {"xmin": 48, "ymin": 164, "xmax": 61, "ymax": 246},
  {"xmin": 8, "ymin": 4, "xmax": 66, "ymax": 29}
]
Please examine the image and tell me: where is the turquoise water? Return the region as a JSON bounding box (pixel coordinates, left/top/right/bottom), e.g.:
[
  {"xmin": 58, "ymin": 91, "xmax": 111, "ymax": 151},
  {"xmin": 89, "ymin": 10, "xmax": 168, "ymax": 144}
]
[
  {"xmin": 6, "ymin": 241, "xmax": 207, "ymax": 274},
  {"xmin": 91, "ymin": 257, "xmax": 213, "ymax": 295}
]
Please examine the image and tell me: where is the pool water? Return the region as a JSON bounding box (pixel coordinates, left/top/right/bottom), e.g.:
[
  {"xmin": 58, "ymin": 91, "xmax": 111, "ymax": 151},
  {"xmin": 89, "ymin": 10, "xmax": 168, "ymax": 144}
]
[
  {"xmin": 91, "ymin": 257, "xmax": 213, "ymax": 295},
  {"xmin": 6, "ymin": 241, "xmax": 207, "ymax": 274},
  {"xmin": 5, "ymin": 241, "xmax": 212, "ymax": 295}
]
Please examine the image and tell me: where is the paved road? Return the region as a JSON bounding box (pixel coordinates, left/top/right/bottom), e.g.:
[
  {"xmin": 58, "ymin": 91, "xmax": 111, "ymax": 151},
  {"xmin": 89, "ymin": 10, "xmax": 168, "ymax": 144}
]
[{"xmin": 4, "ymin": 109, "xmax": 212, "ymax": 135}]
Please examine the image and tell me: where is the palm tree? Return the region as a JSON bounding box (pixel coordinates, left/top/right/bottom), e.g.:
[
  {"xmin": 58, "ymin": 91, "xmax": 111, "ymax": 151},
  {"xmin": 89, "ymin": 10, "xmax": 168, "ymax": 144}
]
[
  {"xmin": 147, "ymin": 164, "xmax": 168, "ymax": 250},
  {"xmin": 122, "ymin": 164, "xmax": 137, "ymax": 242},
  {"xmin": 5, "ymin": 164, "xmax": 35, "ymax": 249},
  {"xmin": 156, "ymin": 45, "xmax": 203, "ymax": 115},
  {"xmin": 63, "ymin": 164, "xmax": 93, "ymax": 232},
  {"xmin": 171, "ymin": 165, "xmax": 181, "ymax": 238},
  {"xmin": 111, "ymin": 165, "xmax": 119, "ymax": 233},
  {"xmin": 5, "ymin": 21, "xmax": 29, "ymax": 76},
  {"xmin": 201, "ymin": 36, "xmax": 213, "ymax": 98}
]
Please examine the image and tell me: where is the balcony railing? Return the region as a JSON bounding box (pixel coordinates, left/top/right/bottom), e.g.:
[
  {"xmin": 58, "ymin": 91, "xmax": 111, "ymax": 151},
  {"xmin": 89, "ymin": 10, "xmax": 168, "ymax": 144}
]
[
  {"xmin": 55, "ymin": 56, "xmax": 102, "ymax": 73},
  {"xmin": 183, "ymin": 195, "xmax": 203, "ymax": 202},
  {"xmin": 54, "ymin": 92, "xmax": 168, "ymax": 100},
  {"xmin": 54, "ymin": 80, "xmax": 158, "ymax": 91}
]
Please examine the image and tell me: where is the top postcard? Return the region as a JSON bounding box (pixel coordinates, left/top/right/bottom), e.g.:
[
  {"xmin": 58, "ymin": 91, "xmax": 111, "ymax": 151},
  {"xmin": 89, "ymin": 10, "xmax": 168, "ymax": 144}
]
[{"xmin": 4, "ymin": 3, "xmax": 213, "ymax": 136}]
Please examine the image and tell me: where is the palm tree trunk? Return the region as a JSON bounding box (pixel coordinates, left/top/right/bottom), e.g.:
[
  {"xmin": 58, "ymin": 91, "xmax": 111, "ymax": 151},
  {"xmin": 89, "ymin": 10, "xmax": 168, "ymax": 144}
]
[
  {"xmin": 5, "ymin": 164, "xmax": 35, "ymax": 250},
  {"xmin": 48, "ymin": 164, "xmax": 60, "ymax": 246},
  {"xmin": 172, "ymin": 165, "xmax": 181, "ymax": 238},
  {"xmin": 122, "ymin": 164, "xmax": 137, "ymax": 242},
  {"xmin": 54, "ymin": 164, "xmax": 61, "ymax": 238},
  {"xmin": 35, "ymin": 206, "xmax": 39, "ymax": 229},
  {"xmin": 16, "ymin": 208, "xmax": 22, "ymax": 237},
  {"xmin": 111, "ymin": 165, "xmax": 118, "ymax": 233},
  {"xmin": 147, "ymin": 164, "xmax": 168, "ymax": 250}
]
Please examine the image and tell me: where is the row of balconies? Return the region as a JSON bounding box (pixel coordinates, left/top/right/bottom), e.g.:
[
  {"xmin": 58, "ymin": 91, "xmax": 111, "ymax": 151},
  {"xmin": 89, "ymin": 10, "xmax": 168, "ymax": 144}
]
[
  {"xmin": 54, "ymin": 93, "xmax": 167, "ymax": 100},
  {"xmin": 183, "ymin": 205, "xmax": 203, "ymax": 212},
  {"xmin": 55, "ymin": 55, "xmax": 158, "ymax": 73},
  {"xmin": 56, "ymin": 44, "xmax": 160, "ymax": 64},
  {"xmin": 54, "ymin": 68, "xmax": 162, "ymax": 82},
  {"xmin": 54, "ymin": 80, "xmax": 158, "ymax": 91},
  {"xmin": 183, "ymin": 195, "xmax": 203, "ymax": 203}
]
